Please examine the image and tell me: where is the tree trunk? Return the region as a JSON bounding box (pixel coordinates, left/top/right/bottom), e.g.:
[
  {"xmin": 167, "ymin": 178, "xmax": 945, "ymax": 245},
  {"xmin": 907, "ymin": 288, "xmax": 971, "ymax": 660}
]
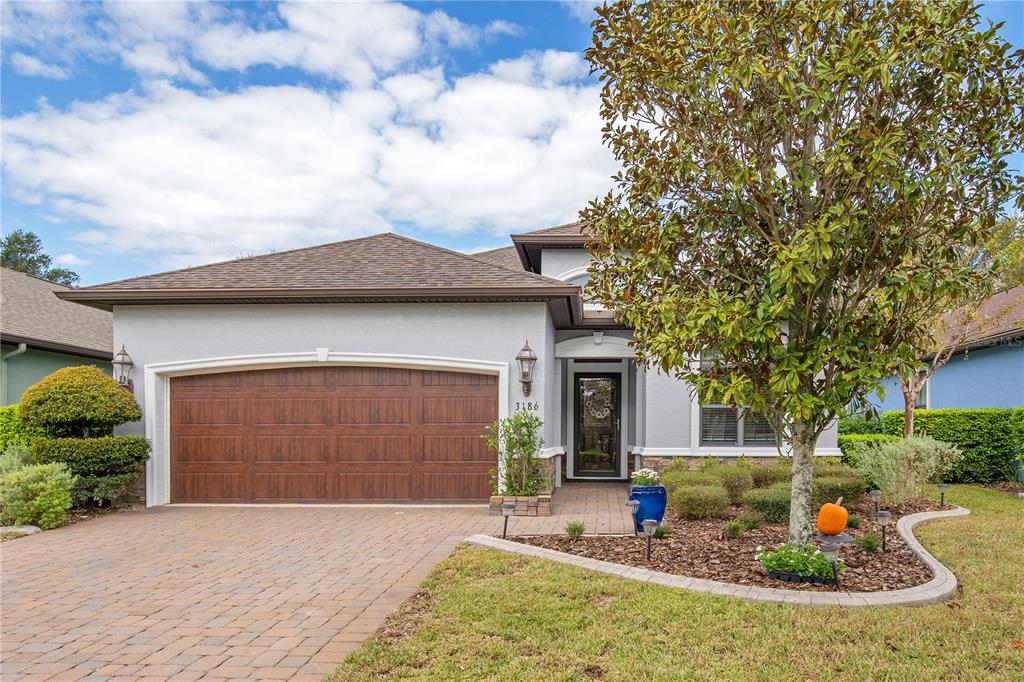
[
  {"xmin": 788, "ymin": 420, "xmax": 817, "ymax": 543},
  {"xmin": 903, "ymin": 393, "xmax": 915, "ymax": 437}
]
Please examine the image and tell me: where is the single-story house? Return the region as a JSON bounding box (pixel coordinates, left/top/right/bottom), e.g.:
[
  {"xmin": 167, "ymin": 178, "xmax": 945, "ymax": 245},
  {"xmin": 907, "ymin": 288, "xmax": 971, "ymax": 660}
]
[
  {"xmin": 871, "ymin": 286, "xmax": 1024, "ymax": 412},
  {"xmin": 1, "ymin": 267, "xmax": 113, "ymax": 405},
  {"xmin": 59, "ymin": 224, "xmax": 839, "ymax": 506}
]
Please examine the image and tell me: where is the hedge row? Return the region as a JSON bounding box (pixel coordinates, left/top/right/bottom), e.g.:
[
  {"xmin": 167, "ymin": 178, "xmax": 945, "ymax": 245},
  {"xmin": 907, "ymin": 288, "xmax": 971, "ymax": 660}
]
[
  {"xmin": 837, "ymin": 414, "xmax": 886, "ymax": 435},
  {"xmin": 838, "ymin": 433, "xmax": 900, "ymax": 467},
  {"xmin": 881, "ymin": 408, "xmax": 1024, "ymax": 483},
  {"xmin": 33, "ymin": 436, "xmax": 150, "ymax": 506}
]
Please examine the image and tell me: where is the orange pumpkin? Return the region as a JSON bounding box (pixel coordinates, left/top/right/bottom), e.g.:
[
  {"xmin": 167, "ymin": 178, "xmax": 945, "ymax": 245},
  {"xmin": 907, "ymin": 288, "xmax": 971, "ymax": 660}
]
[{"xmin": 816, "ymin": 497, "xmax": 848, "ymax": 536}]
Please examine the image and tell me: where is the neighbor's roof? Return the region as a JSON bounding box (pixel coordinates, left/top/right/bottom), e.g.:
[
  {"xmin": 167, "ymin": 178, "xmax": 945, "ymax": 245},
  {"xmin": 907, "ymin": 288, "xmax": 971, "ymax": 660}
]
[
  {"xmin": 0, "ymin": 267, "xmax": 112, "ymax": 359},
  {"xmin": 56, "ymin": 233, "xmax": 580, "ymax": 311},
  {"xmin": 472, "ymin": 245, "xmax": 523, "ymax": 271},
  {"xmin": 945, "ymin": 286, "xmax": 1024, "ymax": 351}
]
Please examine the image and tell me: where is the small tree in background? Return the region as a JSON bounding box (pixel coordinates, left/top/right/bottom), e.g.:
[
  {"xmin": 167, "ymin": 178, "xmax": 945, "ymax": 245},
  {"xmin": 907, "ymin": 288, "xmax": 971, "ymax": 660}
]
[
  {"xmin": 0, "ymin": 229, "xmax": 80, "ymax": 286},
  {"xmin": 484, "ymin": 411, "xmax": 545, "ymax": 496},
  {"xmin": 583, "ymin": 0, "xmax": 1023, "ymax": 542}
]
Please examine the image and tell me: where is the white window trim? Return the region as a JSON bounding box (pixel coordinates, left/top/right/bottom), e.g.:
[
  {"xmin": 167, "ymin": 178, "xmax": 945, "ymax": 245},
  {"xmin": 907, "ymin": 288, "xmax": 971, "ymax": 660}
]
[
  {"xmin": 143, "ymin": 351, "xmax": 510, "ymax": 507},
  {"xmin": 554, "ymin": 265, "xmax": 605, "ymax": 311},
  {"xmin": 698, "ymin": 404, "xmax": 778, "ymax": 447}
]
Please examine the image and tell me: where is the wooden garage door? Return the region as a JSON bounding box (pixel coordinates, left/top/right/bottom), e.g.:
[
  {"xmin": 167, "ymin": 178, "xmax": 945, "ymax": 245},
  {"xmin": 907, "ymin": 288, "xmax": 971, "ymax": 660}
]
[{"xmin": 170, "ymin": 366, "xmax": 498, "ymax": 502}]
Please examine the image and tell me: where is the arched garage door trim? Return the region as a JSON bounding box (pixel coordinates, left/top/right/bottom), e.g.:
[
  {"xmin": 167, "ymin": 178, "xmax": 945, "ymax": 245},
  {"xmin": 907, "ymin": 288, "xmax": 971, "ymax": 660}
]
[{"xmin": 143, "ymin": 351, "xmax": 510, "ymax": 506}]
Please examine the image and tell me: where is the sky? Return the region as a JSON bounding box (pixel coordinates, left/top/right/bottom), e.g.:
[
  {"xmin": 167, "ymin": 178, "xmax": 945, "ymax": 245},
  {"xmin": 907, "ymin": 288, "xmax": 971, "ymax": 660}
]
[{"xmin": 1, "ymin": 1, "xmax": 1022, "ymax": 287}]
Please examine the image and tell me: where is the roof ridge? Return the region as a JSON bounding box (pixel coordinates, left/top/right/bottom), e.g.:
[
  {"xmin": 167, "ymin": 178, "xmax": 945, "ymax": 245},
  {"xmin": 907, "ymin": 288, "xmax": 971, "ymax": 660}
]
[
  {"xmin": 75, "ymin": 232, "xmax": 393, "ymax": 291},
  {"xmin": 385, "ymin": 233, "xmax": 569, "ymax": 286},
  {"xmin": 518, "ymin": 221, "xmax": 582, "ymax": 236},
  {"xmin": 1, "ymin": 266, "xmax": 74, "ymax": 290}
]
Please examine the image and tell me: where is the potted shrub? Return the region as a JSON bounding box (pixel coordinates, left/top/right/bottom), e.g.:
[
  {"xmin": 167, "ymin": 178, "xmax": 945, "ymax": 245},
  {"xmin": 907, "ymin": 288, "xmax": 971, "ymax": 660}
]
[
  {"xmin": 628, "ymin": 467, "xmax": 666, "ymax": 531},
  {"xmin": 484, "ymin": 412, "xmax": 550, "ymax": 516}
]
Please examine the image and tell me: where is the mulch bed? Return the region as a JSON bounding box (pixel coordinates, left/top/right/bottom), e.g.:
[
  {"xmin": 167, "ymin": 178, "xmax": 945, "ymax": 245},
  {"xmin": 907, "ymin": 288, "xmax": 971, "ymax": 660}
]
[{"xmin": 512, "ymin": 498, "xmax": 946, "ymax": 592}]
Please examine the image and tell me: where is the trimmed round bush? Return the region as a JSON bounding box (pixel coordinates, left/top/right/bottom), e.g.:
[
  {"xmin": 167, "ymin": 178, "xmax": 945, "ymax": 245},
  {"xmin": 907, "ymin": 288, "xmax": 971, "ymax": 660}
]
[
  {"xmin": 20, "ymin": 366, "xmax": 141, "ymax": 437},
  {"xmin": 0, "ymin": 462, "xmax": 76, "ymax": 529},
  {"xmin": 0, "ymin": 405, "xmax": 48, "ymax": 450},
  {"xmin": 750, "ymin": 463, "xmax": 789, "ymax": 488},
  {"xmin": 812, "ymin": 475, "xmax": 865, "ymax": 508},
  {"xmin": 670, "ymin": 485, "xmax": 730, "ymax": 519},
  {"xmin": 742, "ymin": 483, "xmax": 791, "ymax": 522},
  {"xmin": 33, "ymin": 436, "xmax": 150, "ymax": 506},
  {"xmin": 716, "ymin": 466, "xmax": 753, "ymax": 504},
  {"xmin": 661, "ymin": 468, "xmax": 718, "ymax": 494}
]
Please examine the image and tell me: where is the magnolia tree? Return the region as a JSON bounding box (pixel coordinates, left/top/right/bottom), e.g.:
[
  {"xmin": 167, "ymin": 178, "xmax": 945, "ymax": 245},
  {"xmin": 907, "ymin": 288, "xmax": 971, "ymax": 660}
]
[{"xmin": 582, "ymin": 0, "xmax": 1023, "ymax": 542}]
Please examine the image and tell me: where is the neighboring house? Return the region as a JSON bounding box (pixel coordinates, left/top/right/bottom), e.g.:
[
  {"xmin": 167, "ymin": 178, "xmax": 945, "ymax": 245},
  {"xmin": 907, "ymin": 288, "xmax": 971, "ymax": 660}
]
[
  {"xmin": 1, "ymin": 267, "xmax": 113, "ymax": 405},
  {"xmin": 871, "ymin": 287, "xmax": 1024, "ymax": 412},
  {"xmin": 59, "ymin": 224, "xmax": 838, "ymax": 506}
]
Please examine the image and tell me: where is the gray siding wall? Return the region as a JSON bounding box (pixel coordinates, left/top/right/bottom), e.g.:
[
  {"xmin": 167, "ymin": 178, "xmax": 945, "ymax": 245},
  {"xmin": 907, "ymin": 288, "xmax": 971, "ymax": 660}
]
[{"xmin": 643, "ymin": 369, "xmax": 693, "ymax": 448}]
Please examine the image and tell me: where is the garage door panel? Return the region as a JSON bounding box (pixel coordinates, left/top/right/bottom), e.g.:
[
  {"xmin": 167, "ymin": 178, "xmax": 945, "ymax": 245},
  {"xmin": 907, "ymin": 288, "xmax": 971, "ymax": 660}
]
[
  {"xmin": 254, "ymin": 435, "xmax": 328, "ymax": 463},
  {"xmin": 337, "ymin": 472, "xmax": 412, "ymax": 500},
  {"xmin": 336, "ymin": 398, "xmax": 412, "ymax": 425},
  {"xmin": 173, "ymin": 473, "xmax": 245, "ymax": 501},
  {"xmin": 254, "ymin": 473, "xmax": 326, "ymax": 500},
  {"xmin": 336, "ymin": 435, "xmax": 412, "ymax": 462},
  {"xmin": 170, "ymin": 366, "xmax": 497, "ymax": 502},
  {"xmin": 173, "ymin": 435, "xmax": 245, "ymax": 463}
]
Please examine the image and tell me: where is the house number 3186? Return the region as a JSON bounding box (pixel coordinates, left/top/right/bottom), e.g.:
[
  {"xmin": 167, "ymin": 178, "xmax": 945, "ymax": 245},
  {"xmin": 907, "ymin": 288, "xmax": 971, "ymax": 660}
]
[{"xmin": 515, "ymin": 401, "xmax": 540, "ymax": 412}]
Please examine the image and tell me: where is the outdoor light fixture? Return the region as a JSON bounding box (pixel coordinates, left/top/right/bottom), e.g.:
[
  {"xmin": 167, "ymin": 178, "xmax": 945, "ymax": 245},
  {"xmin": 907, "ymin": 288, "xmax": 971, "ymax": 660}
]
[
  {"xmin": 939, "ymin": 483, "xmax": 950, "ymax": 508},
  {"xmin": 501, "ymin": 502, "xmax": 515, "ymax": 539},
  {"xmin": 642, "ymin": 519, "xmax": 659, "ymax": 560},
  {"xmin": 875, "ymin": 510, "xmax": 892, "ymax": 552},
  {"xmin": 515, "ymin": 341, "xmax": 537, "ymax": 397},
  {"xmin": 111, "ymin": 345, "xmax": 135, "ymax": 391},
  {"xmin": 820, "ymin": 542, "xmax": 841, "ymax": 589},
  {"xmin": 626, "ymin": 500, "xmax": 640, "ymax": 536},
  {"xmin": 869, "ymin": 490, "xmax": 882, "ymax": 515}
]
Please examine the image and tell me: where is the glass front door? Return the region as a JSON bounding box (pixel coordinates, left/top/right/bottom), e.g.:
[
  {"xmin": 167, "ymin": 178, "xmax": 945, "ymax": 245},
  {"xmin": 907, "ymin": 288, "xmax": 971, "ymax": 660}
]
[{"xmin": 573, "ymin": 373, "xmax": 620, "ymax": 477}]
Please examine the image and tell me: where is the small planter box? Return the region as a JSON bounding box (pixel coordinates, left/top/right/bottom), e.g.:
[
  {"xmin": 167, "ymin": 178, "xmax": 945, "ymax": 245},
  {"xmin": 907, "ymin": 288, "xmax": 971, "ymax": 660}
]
[
  {"xmin": 489, "ymin": 492, "xmax": 552, "ymax": 517},
  {"xmin": 767, "ymin": 571, "xmax": 836, "ymax": 586}
]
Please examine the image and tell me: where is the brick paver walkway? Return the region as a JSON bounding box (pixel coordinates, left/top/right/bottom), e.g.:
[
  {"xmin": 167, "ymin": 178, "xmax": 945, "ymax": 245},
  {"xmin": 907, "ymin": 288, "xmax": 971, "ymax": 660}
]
[{"xmin": 1, "ymin": 482, "xmax": 630, "ymax": 681}]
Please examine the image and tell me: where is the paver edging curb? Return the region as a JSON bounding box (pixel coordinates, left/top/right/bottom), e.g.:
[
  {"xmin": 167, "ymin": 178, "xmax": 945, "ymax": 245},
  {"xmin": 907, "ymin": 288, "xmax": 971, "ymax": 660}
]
[{"xmin": 464, "ymin": 505, "xmax": 969, "ymax": 607}]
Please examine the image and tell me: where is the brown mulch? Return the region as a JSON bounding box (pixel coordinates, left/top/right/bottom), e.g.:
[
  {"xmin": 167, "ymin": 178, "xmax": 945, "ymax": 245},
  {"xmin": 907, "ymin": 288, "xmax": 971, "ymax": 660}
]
[
  {"xmin": 512, "ymin": 499, "xmax": 941, "ymax": 592},
  {"xmin": 978, "ymin": 480, "xmax": 1024, "ymax": 495}
]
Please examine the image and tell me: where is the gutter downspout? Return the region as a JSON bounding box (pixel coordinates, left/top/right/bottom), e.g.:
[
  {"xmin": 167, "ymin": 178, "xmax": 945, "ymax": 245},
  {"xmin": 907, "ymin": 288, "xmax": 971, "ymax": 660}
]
[{"xmin": 1, "ymin": 343, "xmax": 28, "ymax": 405}]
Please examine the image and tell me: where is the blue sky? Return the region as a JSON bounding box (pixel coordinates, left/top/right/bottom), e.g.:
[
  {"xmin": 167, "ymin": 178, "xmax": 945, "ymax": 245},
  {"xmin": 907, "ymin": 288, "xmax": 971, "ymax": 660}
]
[{"xmin": 1, "ymin": 1, "xmax": 1022, "ymax": 286}]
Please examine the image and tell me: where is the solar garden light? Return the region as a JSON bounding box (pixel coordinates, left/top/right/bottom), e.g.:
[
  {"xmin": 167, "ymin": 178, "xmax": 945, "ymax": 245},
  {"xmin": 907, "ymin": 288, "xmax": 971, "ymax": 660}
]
[
  {"xmin": 875, "ymin": 510, "xmax": 893, "ymax": 552},
  {"xmin": 938, "ymin": 483, "xmax": 950, "ymax": 508},
  {"xmin": 626, "ymin": 500, "xmax": 640, "ymax": 536},
  {"xmin": 501, "ymin": 502, "xmax": 515, "ymax": 539},
  {"xmin": 642, "ymin": 519, "xmax": 659, "ymax": 560},
  {"xmin": 869, "ymin": 489, "xmax": 882, "ymax": 515},
  {"xmin": 820, "ymin": 542, "xmax": 841, "ymax": 589}
]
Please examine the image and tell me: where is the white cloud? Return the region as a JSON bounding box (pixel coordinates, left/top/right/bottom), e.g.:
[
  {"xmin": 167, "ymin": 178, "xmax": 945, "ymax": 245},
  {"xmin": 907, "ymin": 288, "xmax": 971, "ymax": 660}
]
[
  {"xmin": 485, "ymin": 20, "xmax": 523, "ymax": 38},
  {"xmin": 2, "ymin": 51, "xmax": 615, "ymax": 267},
  {"xmin": 9, "ymin": 53, "xmax": 71, "ymax": 79},
  {"xmin": 55, "ymin": 252, "xmax": 92, "ymax": 266},
  {"xmin": 560, "ymin": 1, "xmax": 599, "ymax": 22}
]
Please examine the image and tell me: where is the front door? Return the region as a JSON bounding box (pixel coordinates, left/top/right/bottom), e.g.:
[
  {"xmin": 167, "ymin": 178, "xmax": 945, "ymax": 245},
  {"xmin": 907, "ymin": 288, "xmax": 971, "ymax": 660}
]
[{"xmin": 573, "ymin": 373, "xmax": 620, "ymax": 477}]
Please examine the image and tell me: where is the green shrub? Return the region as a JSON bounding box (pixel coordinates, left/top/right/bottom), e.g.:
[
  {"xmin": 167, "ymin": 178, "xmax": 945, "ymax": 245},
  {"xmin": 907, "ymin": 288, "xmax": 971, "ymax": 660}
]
[
  {"xmin": 33, "ymin": 436, "xmax": 150, "ymax": 506},
  {"xmin": 738, "ymin": 511, "xmax": 764, "ymax": 530},
  {"xmin": 0, "ymin": 445, "xmax": 33, "ymax": 475},
  {"xmin": 749, "ymin": 463, "xmax": 789, "ymax": 488},
  {"xmin": 0, "ymin": 405, "xmax": 48, "ymax": 449},
  {"xmin": 670, "ymin": 485, "xmax": 730, "ymax": 519},
  {"xmin": 882, "ymin": 408, "xmax": 1021, "ymax": 483},
  {"xmin": 0, "ymin": 462, "xmax": 76, "ymax": 529},
  {"xmin": 855, "ymin": 532, "xmax": 881, "ymax": 552},
  {"xmin": 812, "ymin": 475, "xmax": 866, "ymax": 508},
  {"xmin": 846, "ymin": 516, "xmax": 862, "ymax": 529},
  {"xmin": 839, "ymin": 434, "xmax": 900, "ymax": 467},
  {"xmin": 565, "ymin": 521, "xmax": 586, "ymax": 538},
  {"xmin": 838, "ymin": 413, "xmax": 886, "ymax": 435},
  {"xmin": 716, "ymin": 466, "xmax": 754, "ymax": 504},
  {"xmin": 20, "ymin": 366, "xmax": 141, "ymax": 437},
  {"xmin": 756, "ymin": 543, "xmax": 842, "ymax": 578},
  {"xmin": 723, "ymin": 520, "xmax": 743, "ymax": 539},
  {"xmin": 742, "ymin": 483, "xmax": 791, "ymax": 522},
  {"xmin": 653, "ymin": 523, "xmax": 670, "ymax": 539},
  {"xmin": 483, "ymin": 412, "xmax": 545, "ymax": 496},
  {"xmin": 850, "ymin": 435, "xmax": 963, "ymax": 506},
  {"xmin": 661, "ymin": 467, "xmax": 719, "ymax": 494}
]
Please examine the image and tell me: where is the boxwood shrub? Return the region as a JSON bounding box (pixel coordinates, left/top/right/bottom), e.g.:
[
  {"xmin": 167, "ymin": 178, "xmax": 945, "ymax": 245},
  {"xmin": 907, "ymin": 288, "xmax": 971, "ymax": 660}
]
[
  {"xmin": 20, "ymin": 366, "xmax": 141, "ymax": 437},
  {"xmin": 661, "ymin": 468, "xmax": 719, "ymax": 494},
  {"xmin": 838, "ymin": 434, "xmax": 900, "ymax": 467},
  {"xmin": 838, "ymin": 414, "xmax": 886, "ymax": 435},
  {"xmin": 749, "ymin": 463, "xmax": 790, "ymax": 488},
  {"xmin": 33, "ymin": 436, "xmax": 150, "ymax": 506},
  {"xmin": 812, "ymin": 475, "xmax": 865, "ymax": 507},
  {"xmin": 742, "ymin": 483, "xmax": 791, "ymax": 522},
  {"xmin": 0, "ymin": 405, "xmax": 48, "ymax": 450},
  {"xmin": 882, "ymin": 408, "xmax": 1023, "ymax": 482},
  {"xmin": 716, "ymin": 466, "xmax": 754, "ymax": 504},
  {"xmin": 670, "ymin": 485, "xmax": 730, "ymax": 519}
]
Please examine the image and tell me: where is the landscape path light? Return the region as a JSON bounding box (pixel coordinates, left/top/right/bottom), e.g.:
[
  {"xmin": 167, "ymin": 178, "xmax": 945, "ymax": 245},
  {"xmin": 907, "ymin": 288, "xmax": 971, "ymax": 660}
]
[
  {"xmin": 626, "ymin": 500, "xmax": 640, "ymax": 536},
  {"xmin": 642, "ymin": 519, "xmax": 659, "ymax": 561},
  {"xmin": 820, "ymin": 542, "xmax": 841, "ymax": 589},
  {"xmin": 875, "ymin": 510, "xmax": 892, "ymax": 552},
  {"xmin": 501, "ymin": 502, "xmax": 515, "ymax": 539},
  {"xmin": 869, "ymin": 490, "xmax": 882, "ymax": 515},
  {"xmin": 939, "ymin": 483, "xmax": 949, "ymax": 508}
]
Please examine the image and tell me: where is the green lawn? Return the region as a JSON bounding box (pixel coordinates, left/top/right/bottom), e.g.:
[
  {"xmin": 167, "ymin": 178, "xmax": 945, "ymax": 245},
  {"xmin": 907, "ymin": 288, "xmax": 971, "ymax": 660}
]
[{"xmin": 330, "ymin": 486, "xmax": 1023, "ymax": 681}]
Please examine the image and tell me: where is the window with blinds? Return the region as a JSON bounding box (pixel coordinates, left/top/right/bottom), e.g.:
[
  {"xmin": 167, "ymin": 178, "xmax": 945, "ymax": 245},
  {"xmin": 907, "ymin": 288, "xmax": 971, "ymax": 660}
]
[{"xmin": 700, "ymin": 406, "xmax": 778, "ymax": 446}]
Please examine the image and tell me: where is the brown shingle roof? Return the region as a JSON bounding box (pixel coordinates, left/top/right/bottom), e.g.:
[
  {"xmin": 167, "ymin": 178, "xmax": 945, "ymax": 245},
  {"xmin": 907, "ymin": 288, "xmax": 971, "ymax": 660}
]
[
  {"xmin": 0, "ymin": 268, "xmax": 112, "ymax": 358},
  {"xmin": 523, "ymin": 222, "xmax": 584, "ymax": 237},
  {"xmin": 472, "ymin": 245, "xmax": 523, "ymax": 270},
  {"xmin": 944, "ymin": 286, "xmax": 1024, "ymax": 351}
]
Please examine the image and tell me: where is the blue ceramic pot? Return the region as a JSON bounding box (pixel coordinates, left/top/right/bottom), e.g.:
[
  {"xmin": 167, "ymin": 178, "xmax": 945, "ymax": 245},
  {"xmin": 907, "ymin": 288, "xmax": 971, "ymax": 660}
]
[{"xmin": 628, "ymin": 484, "xmax": 667, "ymax": 532}]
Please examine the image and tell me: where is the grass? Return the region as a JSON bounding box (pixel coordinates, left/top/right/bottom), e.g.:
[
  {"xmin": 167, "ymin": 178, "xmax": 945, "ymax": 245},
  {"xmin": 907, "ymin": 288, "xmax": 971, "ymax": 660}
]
[{"xmin": 329, "ymin": 486, "xmax": 1023, "ymax": 681}]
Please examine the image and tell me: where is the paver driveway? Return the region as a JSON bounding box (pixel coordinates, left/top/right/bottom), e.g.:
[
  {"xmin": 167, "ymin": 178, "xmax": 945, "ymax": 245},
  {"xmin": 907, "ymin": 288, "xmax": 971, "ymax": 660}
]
[{"xmin": 1, "ymin": 483, "xmax": 632, "ymax": 681}]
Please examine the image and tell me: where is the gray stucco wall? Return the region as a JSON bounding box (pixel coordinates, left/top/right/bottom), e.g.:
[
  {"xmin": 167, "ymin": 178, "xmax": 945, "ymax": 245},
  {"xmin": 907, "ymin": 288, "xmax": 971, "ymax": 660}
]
[
  {"xmin": 540, "ymin": 248, "xmax": 591, "ymax": 279},
  {"xmin": 644, "ymin": 369, "xmax": 693, "ymax": 448},
  {"xmin": 115, "ymin": 302, "xmax": 556, "ymax": 442}
]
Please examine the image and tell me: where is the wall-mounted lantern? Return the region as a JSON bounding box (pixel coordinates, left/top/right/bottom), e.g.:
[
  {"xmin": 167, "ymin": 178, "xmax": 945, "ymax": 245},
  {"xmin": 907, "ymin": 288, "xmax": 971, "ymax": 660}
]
[
  {"xmin": 515, "ymin": 340, "xmax": 537, "ymax": 397},
  {"xmin": 112, "ymin": 344, "xmax": 135, "ymax": 391}
]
